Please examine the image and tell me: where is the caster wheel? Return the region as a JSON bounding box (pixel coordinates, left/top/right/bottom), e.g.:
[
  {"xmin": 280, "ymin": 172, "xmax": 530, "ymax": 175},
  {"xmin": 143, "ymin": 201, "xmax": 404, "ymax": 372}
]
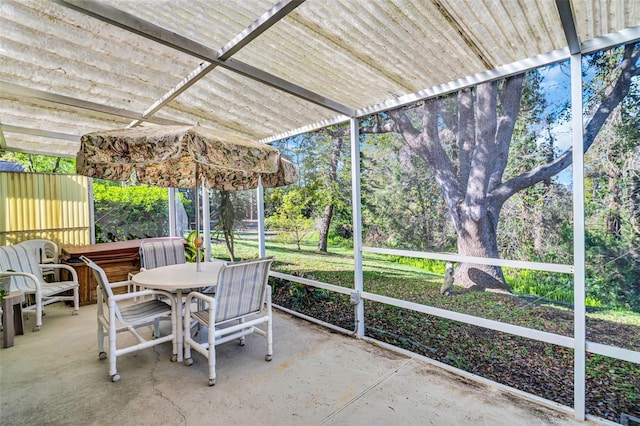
[
  {"xmin": 170, "ymin": 354, "xmax": 178, "ymax": 362},
  {"xmin": 208, "ymin": 378, "xmax": 216, "ymax": 386},
  {"xmin": 111, "ymin": 374, "xmax": 121, "ymax": 382},
  {"xmin": 99, "ymin": 352, "xmax": 107, "ymax": 360},
  {"xmin": 184, "ymin": 358, "xmax": 193, "ymax": 366},
  {"xmin": 72, "ymin": 311, "xmax": 79, "ymax": 316},
  {"xmin": 265, "ymin": 354, "xmax": 272, "ymax": 362},
  {"xmin": 32, "ymin": 326, "xmax": 41, "ymax": 332}
]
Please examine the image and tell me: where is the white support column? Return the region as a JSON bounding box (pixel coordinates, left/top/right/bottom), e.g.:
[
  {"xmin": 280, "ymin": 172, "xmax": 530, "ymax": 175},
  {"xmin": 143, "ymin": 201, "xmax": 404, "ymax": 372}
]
[
  {"xmin": 202, "ymin": 185, "xmax": 211, "ymax": 261},
  {"xmin": 168, "ymin": 188, "xmax": 176, "ymax": 237},
  {"xmin": 258, "ymin": 177, "xmax": 266, "ymax": 258},
  {"xmin": 571, "ymin": 52, "xmax": 586, "ymax": 421},
  {"xmin": 88, "ymin": 178, "xmax": 95, "ymax": 244},
  {"xmin": 350, "ymin": 118, "xmax": 364, "ymax": 338}
]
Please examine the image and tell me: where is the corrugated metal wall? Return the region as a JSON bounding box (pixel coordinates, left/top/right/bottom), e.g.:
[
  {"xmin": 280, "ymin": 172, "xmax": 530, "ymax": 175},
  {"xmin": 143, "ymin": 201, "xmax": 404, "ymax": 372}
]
[{"xmin": 0, "ymin": 172, "xmax": 91, "ymax": 249}]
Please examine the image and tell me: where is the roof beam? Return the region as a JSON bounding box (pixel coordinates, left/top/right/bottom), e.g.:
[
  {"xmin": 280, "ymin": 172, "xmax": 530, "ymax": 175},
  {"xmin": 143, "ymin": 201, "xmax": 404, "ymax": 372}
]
[
  {"xmin": 128, "ymin": 0, "xmax": 305, "ymax": 128},
  {"xmin": 55, "ymin": 0, "xmax": 355, "ymax": 117},
  {"xmin": 218, "ymin": 0, "xmax": 305, "ymax": 60},
  {"xmin": 127, "ymin": 62, "xmax": 216, "ymax": 128},
  {"xmin": 1, "ymin": 124, "xmax": 80, "ymax": 142},
  {"xmin": 555, "ymin": 0, "xmax": 581, "ymax": 55},
  {"xmin": 0, "ymin": 82, "xmax": 189, "ymax": 126}
]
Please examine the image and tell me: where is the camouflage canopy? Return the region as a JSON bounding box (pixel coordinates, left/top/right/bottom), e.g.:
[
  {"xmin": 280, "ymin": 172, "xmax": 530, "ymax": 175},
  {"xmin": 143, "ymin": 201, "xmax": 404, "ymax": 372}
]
[{"xmin": 77, "ymin": 125, "xmax": 298, "ymax": 191}]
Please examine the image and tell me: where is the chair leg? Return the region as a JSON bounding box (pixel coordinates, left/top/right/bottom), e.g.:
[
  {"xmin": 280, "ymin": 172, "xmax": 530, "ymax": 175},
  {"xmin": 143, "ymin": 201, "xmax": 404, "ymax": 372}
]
[
  {"xmin": 265, "ymin": 315, "xmax": 273, "ymax": 362},
  {"xmin": 183, "ymin": 307, "xmax": 193, "ymax": 365},
  {"xmin": 208, "ymin": 332, "xmax": 216, "ymax": 386},
  {"xmin": 238, "ymin": 318, "xmax": 245, "ymax": 346},
  {"xmin": 72, "ymin": 287, "xmax": 79, "ymax": 315},
  {"xmin": 34, "ymin": 294, "xmax": 43, "ymax": 332},
  {"xmin": 107, "ymin": 310, "xmax": 120, "ymax": 382},
  {"xmin": 97, "ymin": 321, "xmax": 106, "ymax": 360},
  {"xmin": 265, "ymin": 287, "xmax": 273, "ymax": 361}
]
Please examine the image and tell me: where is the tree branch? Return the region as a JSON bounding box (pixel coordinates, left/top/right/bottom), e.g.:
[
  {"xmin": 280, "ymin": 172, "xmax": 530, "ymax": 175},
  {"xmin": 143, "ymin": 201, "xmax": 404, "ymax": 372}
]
[{"xmin": 491, "ymin": 43, "xmax": 638, "ymax": 205}]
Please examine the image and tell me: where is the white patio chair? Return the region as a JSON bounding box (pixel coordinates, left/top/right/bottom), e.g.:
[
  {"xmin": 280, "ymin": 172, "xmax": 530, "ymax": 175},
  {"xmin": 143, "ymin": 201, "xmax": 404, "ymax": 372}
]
[
  {"xmin": 136, "ymin": 239, "xmax": 187, "ymax": 296},
  {"xmin": 0, "ymin": 243, "xmax": 79, "ymax": 331},
  {"xmin": 20, "ymin": 239, "xmax": 59, "ymax": 279},
  {"xmin": 80, "ymin": 256, "xmax": 178, "ymax": 382},
  {"xmin": 139, "ymin": 238, "xmax": 212, "ymax": 311},
  {"xmin": 183, "ymin": 256, "xmax": 274, "ymax": 386}
]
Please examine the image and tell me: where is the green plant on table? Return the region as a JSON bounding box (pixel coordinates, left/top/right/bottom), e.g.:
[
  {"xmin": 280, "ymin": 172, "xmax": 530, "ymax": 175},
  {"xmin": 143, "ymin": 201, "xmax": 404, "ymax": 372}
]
[
  {"xmin": 185, "ymin": 231, "xmax": 205, "ymax": 262},
  {"xmin": 0, "ymin": 269, "xmax": 15, "ymax": 302}
]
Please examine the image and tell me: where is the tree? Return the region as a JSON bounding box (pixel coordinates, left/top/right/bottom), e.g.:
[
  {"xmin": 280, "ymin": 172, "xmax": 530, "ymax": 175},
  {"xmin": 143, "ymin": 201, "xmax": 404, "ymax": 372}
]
[
  {"xmin": 211, "ymin": 190, "xmax": 241, "ymax": 261},
  {"xmin": 265, "ymin": 188, "xmax": 315, "ymax": 250},
  {"xmin": 362, "ymin": 43, "xmax": 639, "ymax": 292},
  {"xmin": 360, "ymin": 131, "xmax": 455, "ymax": 251},
  {"xmin": 317, "ymin": 135, "xmax": 344, "ymax": 252},
  {"xmin": 0, "ymin": 152, "xmax": 75, "ymax": 174}
]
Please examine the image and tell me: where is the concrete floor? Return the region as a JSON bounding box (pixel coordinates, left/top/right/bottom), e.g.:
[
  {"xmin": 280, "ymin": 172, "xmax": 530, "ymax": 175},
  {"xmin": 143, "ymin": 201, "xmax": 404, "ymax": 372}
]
[{"xmin": 1, "ymin": 302, "xmax": 594, "ymax": 426}]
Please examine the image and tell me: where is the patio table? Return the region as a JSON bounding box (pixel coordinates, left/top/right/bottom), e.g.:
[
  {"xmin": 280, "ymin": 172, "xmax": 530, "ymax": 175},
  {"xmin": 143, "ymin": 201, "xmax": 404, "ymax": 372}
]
[{"xmin": 131, "ymin": 260, "xmax": 225, "ymax": 362}]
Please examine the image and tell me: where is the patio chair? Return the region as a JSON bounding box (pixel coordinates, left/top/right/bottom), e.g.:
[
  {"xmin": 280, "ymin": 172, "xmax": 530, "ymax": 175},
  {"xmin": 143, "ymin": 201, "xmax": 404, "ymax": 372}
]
[
  {"xmin": 139, "ymin": 239, "xmax": 186, "ymax": 270},
  {"xmin": 0, "ymin": 243, "xmax": 79, "ymax": 331},
  {"xmin": 136, "ymin": 239, "xmax": 187, "ymax": 295},
  {"xmin": 183, "ymin": 256, "xmax": 274, "ymax": 386},
  {"xmin": 139, "ymin": 238, "xmax": 213, "ymax": 304},
  {"xmin": 80, "ymin": 256, "xmax": 178, "ymax": 382},
  {"xmin": 19, "ymin": 239, "xmax": 59, "ymax": 279}
]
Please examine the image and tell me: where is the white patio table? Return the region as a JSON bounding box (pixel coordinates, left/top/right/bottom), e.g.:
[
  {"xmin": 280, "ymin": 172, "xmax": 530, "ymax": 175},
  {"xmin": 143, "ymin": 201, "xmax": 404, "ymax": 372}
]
[{"xmin": 131, "ymin": 260, "xmax": 225, "ymax": 362}]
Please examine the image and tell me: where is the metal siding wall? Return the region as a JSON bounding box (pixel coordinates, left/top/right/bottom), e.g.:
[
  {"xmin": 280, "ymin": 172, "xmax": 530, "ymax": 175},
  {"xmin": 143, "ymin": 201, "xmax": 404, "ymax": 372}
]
[{"xmin": 0, "ymin": 172, "xmax": 91, "ymax": 249}]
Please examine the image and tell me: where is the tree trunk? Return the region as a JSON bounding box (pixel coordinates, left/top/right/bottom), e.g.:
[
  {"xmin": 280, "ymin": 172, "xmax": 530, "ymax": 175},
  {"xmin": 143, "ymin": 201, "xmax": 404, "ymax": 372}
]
[
  {"xmin": 606, "ymin": 169, "xmax": 622, "ymax": 237},
  {"xmin": 317, "ymin": 137, "xmax": 343, "ymax": 252},
  {"xmin": 219, "ymin": 191, "xmax": 235, "ymax": 261},
  {"xmin": 455, "ymin": 207, "xmax": 507, "ymax": 291},
  {"xmin": 317, "ymin": 203, "xmax": 333, "ymax": 252}
]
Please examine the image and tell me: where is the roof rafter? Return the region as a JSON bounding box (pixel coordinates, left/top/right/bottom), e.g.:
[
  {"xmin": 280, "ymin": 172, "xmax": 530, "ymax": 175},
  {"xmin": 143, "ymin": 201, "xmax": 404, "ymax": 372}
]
[
  {"xmin": 555, "ymin": 0, "xmax": 581, "ymax": 55},
  {"xmin": 54, "ymin": 0, "xmax": 355, "ymax": 117},
  {"xmin": 0, "ymin": 82, "xmax": 189, "ymax": 126},
  {"xmin": 2, "ymin": 124, "xmax": 79, "ymax": 142},
  {"xmin": 127, "ymin": 0, "xmax": 306, "ymax": 128}
]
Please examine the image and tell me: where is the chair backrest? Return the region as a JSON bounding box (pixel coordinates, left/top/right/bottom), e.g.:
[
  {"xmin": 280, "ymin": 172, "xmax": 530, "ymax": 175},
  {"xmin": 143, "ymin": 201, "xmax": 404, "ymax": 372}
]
[
  {"xmin": 139, "ymin": 239, "xmax": 186, "ymax": 270},
  {"xmin": 215, "ymin": 257, "xmax": 273, "ymax": 323},
  {"xmin": 0, "ymin": 244, "xmax": 45, "ymax": 292},
  {"xmin": 19, "ymin": 239, "xmax": 59, "ymax": 263},
  {"xmin": 80, "ymin": 256, "xmax": 120, "ymax": 315}
]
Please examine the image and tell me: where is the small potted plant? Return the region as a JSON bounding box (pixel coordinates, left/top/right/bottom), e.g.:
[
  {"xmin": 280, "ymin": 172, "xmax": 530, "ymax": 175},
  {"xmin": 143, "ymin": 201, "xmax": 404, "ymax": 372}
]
[{"xmin": 0, "ymin": 270, "xmax": 14, "ymax": 302}]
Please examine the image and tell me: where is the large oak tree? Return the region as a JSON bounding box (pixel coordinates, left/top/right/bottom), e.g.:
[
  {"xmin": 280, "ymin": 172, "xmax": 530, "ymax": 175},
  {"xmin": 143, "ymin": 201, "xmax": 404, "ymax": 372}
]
[{"xmin": 364, "ymin": 43, "xmax": 639, "ymax": 292}]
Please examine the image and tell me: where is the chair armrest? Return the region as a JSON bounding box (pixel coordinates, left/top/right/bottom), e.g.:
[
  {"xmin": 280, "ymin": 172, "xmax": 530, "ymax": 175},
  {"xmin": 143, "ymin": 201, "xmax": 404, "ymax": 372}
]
[
  {"xmin": 0, "ymin": 271, "xmax": 42, "ymax": 292},
  {"xmin": 109, "ymin": 288, "xmax": 175, "ymax": 303},
  {"xmin": 108, "ymin": 280, "xmax": 132, "ymax": 289},
  {"xmin": 184, "ymin": 291, "xmax": 215, "ymax": 306}
]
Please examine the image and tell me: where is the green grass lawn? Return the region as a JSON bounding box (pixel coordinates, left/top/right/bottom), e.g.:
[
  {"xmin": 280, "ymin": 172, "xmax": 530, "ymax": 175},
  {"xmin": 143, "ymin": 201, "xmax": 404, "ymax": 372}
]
[{"xmin": 211, "ymin": 236, "xmax": 639, "ymax": 328}]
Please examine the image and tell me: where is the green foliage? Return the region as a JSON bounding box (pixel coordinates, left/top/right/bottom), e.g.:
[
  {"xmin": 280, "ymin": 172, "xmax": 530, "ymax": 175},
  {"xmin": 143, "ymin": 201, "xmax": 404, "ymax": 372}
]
[
  {"xmin": 506, "ymin": 269, "xmax": 577, "ymax": 305},
  {"xmin": 584, "ymin": 230, "xmax": 639, "ymax": 311},
  {"xmin": 265, "ymin": 188, "xmax": 316, "ymax": 250},
  {"xmin": 360, "ymin": 131, "xmax": 456, "ymax": 252},
  {"xmin": 0, "ymin": 152, "xmax": 76, "ymax": 174},
  {"xmin": 211, "ymin": 191, "xmax": 240, "ymax": 261},
  {"xmin": 386, "ymin": 255, "xmax": 447, "ymax": 274},
  {"xmin": 93, "ymin": 181, "xmax": 170, "ymax": 242},
  {"xmin": 184, "ymin": 230, "xmax": 205, "ymax": 262}
]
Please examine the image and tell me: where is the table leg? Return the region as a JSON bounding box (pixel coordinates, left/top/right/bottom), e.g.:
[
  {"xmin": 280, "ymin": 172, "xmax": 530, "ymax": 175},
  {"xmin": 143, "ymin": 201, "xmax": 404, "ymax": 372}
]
[
  {"xmin": 2, "ymin": 292, "xmax": 25, "ymax": 348},
  {"xmin": 176, "ymin": 289, "xmax": 183, "ymax": 362}
]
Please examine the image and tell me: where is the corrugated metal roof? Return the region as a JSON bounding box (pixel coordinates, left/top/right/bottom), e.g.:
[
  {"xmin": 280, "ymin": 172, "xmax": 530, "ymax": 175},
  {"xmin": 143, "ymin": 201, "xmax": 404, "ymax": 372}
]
[{"xmin": 1, "ymin": 0, "xmax": 639, "ymax": 157}]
